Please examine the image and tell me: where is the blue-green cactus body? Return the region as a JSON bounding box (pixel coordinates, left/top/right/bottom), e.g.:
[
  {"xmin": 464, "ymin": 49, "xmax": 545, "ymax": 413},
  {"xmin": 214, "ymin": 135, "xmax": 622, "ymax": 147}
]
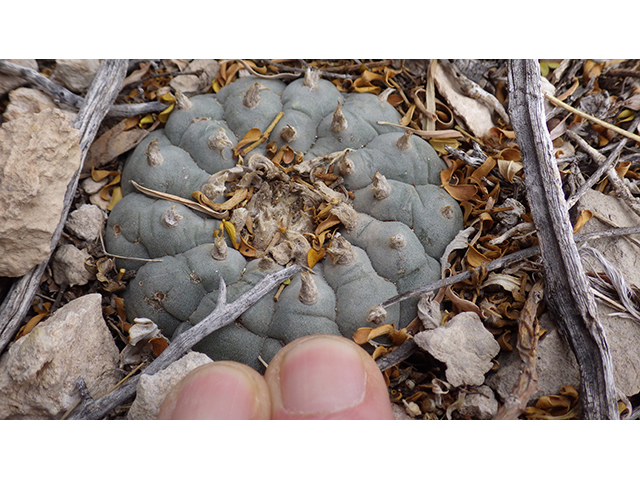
[{"xmin": 105, "ymin": 72, "xmax": 463, "ymax": 371}]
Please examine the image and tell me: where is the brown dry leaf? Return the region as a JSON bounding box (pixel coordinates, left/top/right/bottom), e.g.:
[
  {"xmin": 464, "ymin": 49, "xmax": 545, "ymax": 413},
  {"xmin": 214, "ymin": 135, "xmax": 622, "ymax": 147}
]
[
  {"xmin": 444, "ymin": 184, "xmax": 478, "ymax": 202},
  {"xmin": 233, "ymin": 128, "xmax": 262, "ymax": 155},
  {"xmin": 372, "ymin": 345, "xmax": 390, "ymax": 360},
  {"xmin": 192, "ymin": 189, "xmax": 248, "ymax": 211},
  {"xmin": 497, "ymin": 159, "xmax": 523, "ymax": 182},
  {"xmin": 444, "ymin": 286, "xmax": 483, "ymax": 317},
  {"xmin": 150, "ymin": 337, "xmax": 169, "ymax": 357},
  {"xmin": 85, "ymin": 120, "xmax": 151, "ymax": 172},
  {"xmin": 16, "ymin": 301, "xmax": 51, "ymax": 340},
  {"xmin": 307, "ymin": 247, "xmax": 325, "ymax": 268},
  {"xmin": 106, "ymin": 186, "xmax": 123, "ymax": 211},
  {"xmin": 353, "ymin": 324, "xmax": 396, "ymax": 344},
  {"xmin": 238, "ymin": 236, "xmax": 258, "ymax": 257},
  {"xmin": 573, "ymin": 209, "xmax": 593, "ymax": 233},
  {"xmin": 471, "ymin": 156, "xmax": 497, "ymax": 182},
  {"xmin": 487, "ymin": 126, "xmax": 516, "ymax": 141},
  {"xmin": 466, "ymin": 244, "xmax": 492, "ymax": 267}
]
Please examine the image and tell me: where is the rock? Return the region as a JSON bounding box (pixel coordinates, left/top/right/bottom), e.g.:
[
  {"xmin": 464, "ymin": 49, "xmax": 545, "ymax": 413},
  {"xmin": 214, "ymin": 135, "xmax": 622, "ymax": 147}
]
[
  {"xmin": 0, "ymin": 294, "xmax": 121, "ymax": 419},
  {"xmin": 414, "ymin": 311, "xmax": 500, "ymax": 387},
  {"xmin": 486, "ymin": 313, "xmax": 581, "ymax": 403},
  {"xmin": 51, "ymin": 244, "xmax": 95, "ymax": 286},
  {"xmin": 170, "ymin": 59, "xmax": 220, "ymax": 94},
  {"xmin": 575, "ymin": 187, "xmax": 640, "ymax": 396},
  {"xmin": 65, "ymin": 204, "xmax": 107, "ymax": 242},
  {"xmin": 50, "ymin": 59, "xmax": 100, "ymax": 93},
  {"xmin": 0, "ymin": 108, "xmax": 81, "ymax": 277},
  {"xmin": 127, "ymin": 352, "xmax": 213, "ymax": 420},
  {"xmin": 457, "ymin": 385, "xmax": 499, "ymax": 420},
  {"xmin": 0, "ymin": 59, "xmax": 38, "ymax": 96},
  {"xmin": 3, "ymin": 87, "xmax": 76, "ymax": 123}
]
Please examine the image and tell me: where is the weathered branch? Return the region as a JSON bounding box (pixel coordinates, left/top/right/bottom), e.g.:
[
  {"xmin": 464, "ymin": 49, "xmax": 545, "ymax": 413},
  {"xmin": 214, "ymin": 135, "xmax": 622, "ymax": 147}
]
[
  {"xmin": 0, "ymin": 60, "xmax": 128, "ymax": 355},
  {"xmin": 493, "ymin": 280, "xmax": 544, "ymax": 419},
  {"xmin": 508, "ymin": 59, "xmax": 618, "ymax": 419},
  {"xmin": 66, "ymin": 264, "xmax": 301, "ymax": 420},
  {"xmin": 0, "ymin": 60, "xmax": 167, "ymax": 117}
]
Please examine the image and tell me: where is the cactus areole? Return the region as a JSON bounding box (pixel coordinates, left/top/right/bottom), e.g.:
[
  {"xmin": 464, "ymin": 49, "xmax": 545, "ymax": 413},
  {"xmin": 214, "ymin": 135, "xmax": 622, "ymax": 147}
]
[{"xmin": 105, "ymin": 70, "xmax": 463, "ymax": 371}]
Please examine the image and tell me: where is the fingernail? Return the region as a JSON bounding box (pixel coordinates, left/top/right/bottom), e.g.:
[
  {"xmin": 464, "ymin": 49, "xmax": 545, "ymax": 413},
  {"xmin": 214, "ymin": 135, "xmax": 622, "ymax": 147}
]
[
  {"xmin": 279, "ymin": 336, "xmax": 366, "ymax": 414},
  {"xmin": 164, "ymin": 363, "xmax": 258, "ymax": 420}
]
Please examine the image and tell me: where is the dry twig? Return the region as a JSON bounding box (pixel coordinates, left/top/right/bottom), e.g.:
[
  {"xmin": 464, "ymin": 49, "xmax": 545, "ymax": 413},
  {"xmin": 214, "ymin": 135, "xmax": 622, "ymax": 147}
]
[{"xmin": 508, "ymin": 59, "xmax": 618, "ymax": 419}]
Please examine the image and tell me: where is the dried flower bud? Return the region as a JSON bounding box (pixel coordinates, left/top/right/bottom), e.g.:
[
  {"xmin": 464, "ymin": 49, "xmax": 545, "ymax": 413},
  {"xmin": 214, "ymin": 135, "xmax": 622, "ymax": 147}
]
[
  {"xmin": 174, "ymin": 90, "xmax": 193, "ymax": 110},
  {"xmin": 331, "ymin": 103, "xmax": 348, "ymax": 132},
  {"xmin": 211, "ymin": 234, "xmax": 228, "ymax": 260},
  {"xmin": 145, "ymin": 139, "xmax": 163, "ymax": 167},
  {"xmin": 161, "ymin": 206, "xmax": 183, "ymax": 227},
  {"xmin": 389, "ymin": 234, "xmax": 406, "ymax": 250},
  {"xmin": 326, "ymin": 235, "xmax": 356, "ymax": 265},
  {"xmin": 396, "ymin": 131, "xmax": 412, "ymax": 151},
  {"xmin": 298, "ymin": 270, "xmax": 319, "ymax": 305},
  {"xmin": 367, "ymin": 305, "xmax": 387, "ymax": 324},
  {"xmin": 304, "ymin": 68, "xmax": 320, "ymax": 89},
  {"xmin": 280, "ymin": 124, "xmax": 298, "ymax": 143},
  {"xmin": 372, "ymin": 172, "xmax": 391, "ymax": 200},
  {"xmin": 208, "ymin": 128, "xmax": 233, "ymax": 150},
  {"xmin": 243, "ymin": 82, "xmax": 267, "ymax": 108}
]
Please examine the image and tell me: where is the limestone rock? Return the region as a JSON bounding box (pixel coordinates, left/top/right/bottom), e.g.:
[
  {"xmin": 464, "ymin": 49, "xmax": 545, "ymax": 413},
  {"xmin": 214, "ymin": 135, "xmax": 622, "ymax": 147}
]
[
  {"xmin": 51, "ymin": 244, "xmax": 95, "ymax": 286},
  {"xmin": 50, "ymin": 59, "xmax": 100, "ymax": 93},
  {"xmin": 457, "ymin": 385, "xmax": 499, "ymax": 420},
  {"xmin": 3, "ymin": 87, "xmax": 76, "ymax": 123},
  {"xmin": 0, "ymin": 59, "xmax": 38, "ymax": 96},
  {"xmin": 414, "ymin": 311, "xmax": 500, "ymax": 387},
  {"xmin": 65, "ymin": 204, "xmax": 107, "ymax": 242},
  {"xmin": 127, "ymin": 352, "xmax": 213, "ymax": 420},
  {"xmin": 0, "ymin": 108, "xmax": 81, "ymax": 277},
  {"xmin": 0, "ymin": 294, "xmax": 121, "ymax": 419}
]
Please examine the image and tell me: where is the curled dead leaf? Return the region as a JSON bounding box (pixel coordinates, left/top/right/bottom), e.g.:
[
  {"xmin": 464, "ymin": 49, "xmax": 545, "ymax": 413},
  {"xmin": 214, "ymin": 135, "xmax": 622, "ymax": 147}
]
[
  {"xmin": 573, "ymin": 209, "xmax": 592, "ymax": 233},
  {"xmin": 353, "ymin": 324, "xmax": 396, "ymax": 344}
]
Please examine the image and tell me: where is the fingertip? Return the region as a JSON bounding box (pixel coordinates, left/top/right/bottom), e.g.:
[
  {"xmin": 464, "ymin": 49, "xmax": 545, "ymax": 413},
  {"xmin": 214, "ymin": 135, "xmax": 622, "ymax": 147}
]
[
  {"xmin": 158, "ymin": 361, "xmax": 271, "ymax": 420},
  {"xmin": 264, "ymin": 335, "xmax": 393, "ymax": 420}
]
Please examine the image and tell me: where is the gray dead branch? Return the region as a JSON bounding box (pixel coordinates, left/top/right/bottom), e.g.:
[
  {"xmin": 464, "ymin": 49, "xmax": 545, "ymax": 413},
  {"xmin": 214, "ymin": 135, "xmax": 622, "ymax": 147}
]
[
  {"xmin": 0, "ymin": 60, "xmax": 167, "ymax": 117},
  {"xmin": 507, "ymin": 59, "xmax": 618, "ymax": 420}
]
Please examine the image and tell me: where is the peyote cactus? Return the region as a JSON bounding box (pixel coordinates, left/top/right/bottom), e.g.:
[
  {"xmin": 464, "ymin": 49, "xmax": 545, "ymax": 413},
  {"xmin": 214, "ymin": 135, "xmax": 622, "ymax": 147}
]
[{"xmin": 105, "ymin": 69, "xmax": 463, "ymax": 372}]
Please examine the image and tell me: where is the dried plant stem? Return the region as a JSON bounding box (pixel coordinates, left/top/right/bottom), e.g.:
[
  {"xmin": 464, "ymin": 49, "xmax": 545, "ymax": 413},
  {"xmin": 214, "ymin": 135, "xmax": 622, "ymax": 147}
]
[
  {"xmin": 565, "ymin": 129, "xmax": 640, "ymax": 217},
  {"xmin": 510, "ymin": 59, "xmax": 618, "ymax": 419},
  {"xmin": 545, "ymin": 92, "xmax": 640, "ymax": 144},
  {"xmin": 493, "ymin": 280, "xmax": 543, "ymax": 419},
  {"xmin": 0, "ymin": 60, "xmax": 166, "ymax": 117}
]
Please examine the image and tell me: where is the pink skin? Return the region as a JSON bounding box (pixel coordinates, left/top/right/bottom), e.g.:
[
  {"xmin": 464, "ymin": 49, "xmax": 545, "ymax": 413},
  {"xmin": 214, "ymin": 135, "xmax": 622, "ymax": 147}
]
[{"xmin": 158, "ymin": 335, "xmax": 394, "ymax": 420}]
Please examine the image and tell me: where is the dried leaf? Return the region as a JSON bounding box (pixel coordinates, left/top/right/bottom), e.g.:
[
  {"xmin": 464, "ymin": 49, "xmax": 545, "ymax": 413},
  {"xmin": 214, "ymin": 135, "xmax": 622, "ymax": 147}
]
[
  {"xmin": 238, "ymin": 236, "xmax": 257, "ymax": 257},
  {"xmin": 106, "ymin": 186, "xmax": 123, "ymax": 211},
  {"xmin": 192, "ymin": 188, "xmax": 248, "ymax": 211},
  {"xmin": 466, "ymin": 244, "xmax": 492, "ymax": 267},
  {"xmin": 443, "ymin": 184, "xmax": 478, "ymax": 202},
  {"xmin": 85, "ymin": 120, "xmax": 151, "ymax": 172},
  {"xmin": 221, "ymin": 219, "xmax": 240, "ymax": 249},
  {"xmin": 353, "ymin": 324, "xmax": 396, "ymax": 344},
  {"xmin": 444, "ymin": 286, "xmax": 483, "ymax": 317},
  {"xmin": 573, "ymin": 209, "xmax": 592, "ymax": 233},
  {"xmin": 150, "ymin": 337, "xmax": 169, "ymax": 357},
  {"xmin": 486, "ymin": 272, "xmax": 521, "ymax": 291},
  {"xmin": 307, "ymin": 247, "xmax": 325, "ymax": 268},
  {"xmin": 16, "ymin": 302, "xmax": 51, "ymax": 340},
  {"xmin": 497, "ymin": 159, "xmax": 523, "ymax": 182}
]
